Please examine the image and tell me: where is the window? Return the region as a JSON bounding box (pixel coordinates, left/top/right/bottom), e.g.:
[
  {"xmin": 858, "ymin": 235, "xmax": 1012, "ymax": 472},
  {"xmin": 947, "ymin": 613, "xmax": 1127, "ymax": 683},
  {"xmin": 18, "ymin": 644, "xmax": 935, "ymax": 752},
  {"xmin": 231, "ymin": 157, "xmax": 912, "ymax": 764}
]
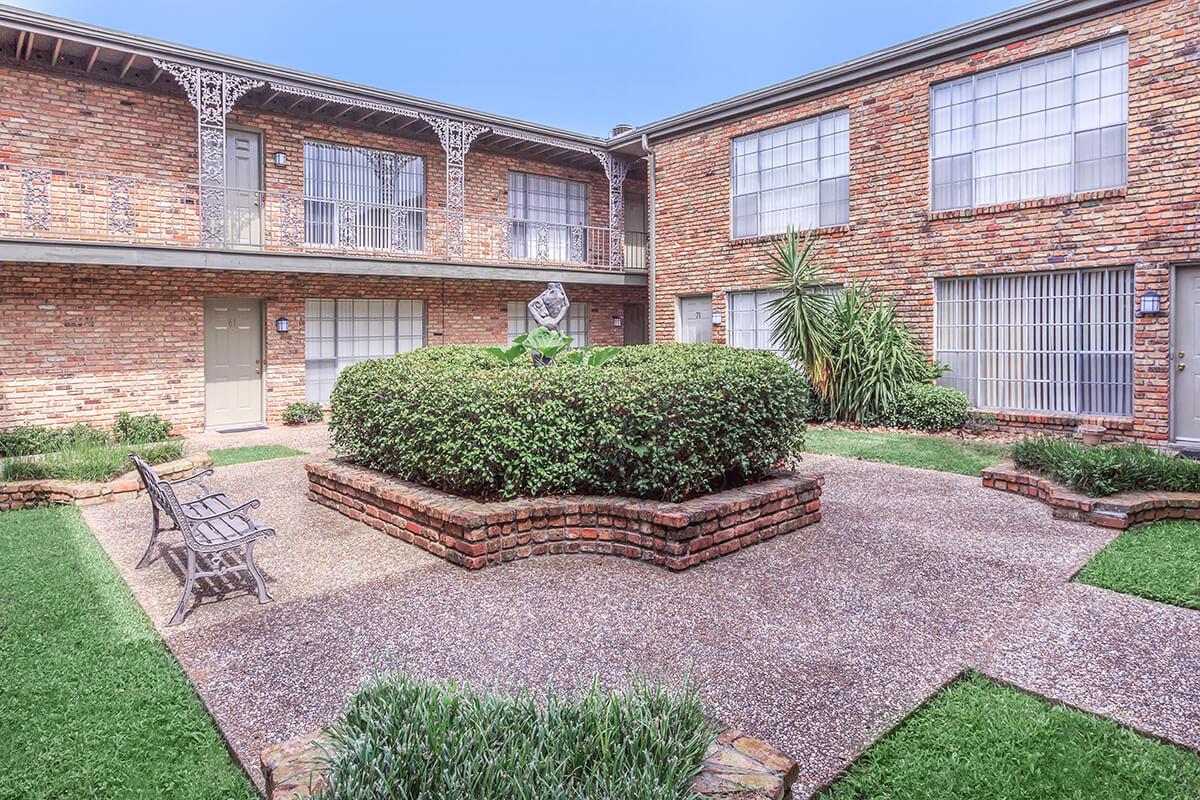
[
  {"xmin": 931, "ymin": 37, "xmax": 1128, "ymax": 211},
  {"xmin": 508, "ymin": 173, "xmax": 589, "ymax": 263},
  {"xmin": 506, "ymin": 301, "xmax": 589, "ymax": 347},
  {"xmin": 934, "ymin": 268, "xmax": 1133, "ymax": 416},
  {"xmin": 728, "ymin": 286, "xmax": 843, "ymax": 355},
  {"xmin": 731, "ymin": 109, "xmax": 850, "ymax": 238},
  {"xmin": 305, "ymin": 299, "xmax": 425, "ymax": 403},
  {"xmin": 304, "ymin": 141, "xmax": 425, "ymax": 251}
]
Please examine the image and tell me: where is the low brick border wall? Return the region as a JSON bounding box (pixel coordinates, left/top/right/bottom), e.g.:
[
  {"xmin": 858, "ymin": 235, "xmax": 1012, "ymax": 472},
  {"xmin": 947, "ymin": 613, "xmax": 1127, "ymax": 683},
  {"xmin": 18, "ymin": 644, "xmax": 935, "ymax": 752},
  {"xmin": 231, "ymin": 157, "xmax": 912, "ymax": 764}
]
[
  {"xmin": 261, "ymin": 727, "xmax": 798, "ymax": 800},
  {"xmin": 0, "ymin": 453, "xmax": 213, "ymax": 511},
  {"xmin": 306, "ymin": 459, "xmax": 822, "ymax": 570},
  {"xmin": 982, "ymin": 460, "xmax": 1200, "ymax": 530}
]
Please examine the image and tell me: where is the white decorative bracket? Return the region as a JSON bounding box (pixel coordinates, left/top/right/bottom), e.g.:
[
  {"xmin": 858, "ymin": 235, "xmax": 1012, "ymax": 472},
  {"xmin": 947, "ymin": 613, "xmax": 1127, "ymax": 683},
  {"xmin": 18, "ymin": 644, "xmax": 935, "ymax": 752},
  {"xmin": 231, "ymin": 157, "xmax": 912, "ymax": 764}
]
[
  {"xmin": 155, "ymin": 60, "xmax": 263, "ymax": 245},
  {"xmin": 421, "ymin": 115, "xmax": 489, "ymax": 259},
  {"xmin": 591, "ymin": 150, "xmax": 631, "ymax": 269}
]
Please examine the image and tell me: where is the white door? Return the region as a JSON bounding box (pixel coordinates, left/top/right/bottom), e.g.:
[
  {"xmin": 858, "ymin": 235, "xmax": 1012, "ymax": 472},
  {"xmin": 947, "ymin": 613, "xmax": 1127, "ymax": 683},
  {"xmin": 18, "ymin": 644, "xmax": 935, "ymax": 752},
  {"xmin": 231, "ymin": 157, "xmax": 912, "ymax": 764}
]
[
  {"xmin": 624, "ymin": 192, "xmax": 647, "ymax": 270},
  {"xmin": 678, "ymin": 295, "xmax": 712, "ymax": 344},
  {"xmin": 205, "ymin": 298, "xmax": 264, "ymax": 428},
  {"xmin": 225, "ymin": 130, "xmax": 262, "ymax": 246},
  {"xmin": 1175, "ymin": 267, "xmax": 1200, "ymax": 442}
]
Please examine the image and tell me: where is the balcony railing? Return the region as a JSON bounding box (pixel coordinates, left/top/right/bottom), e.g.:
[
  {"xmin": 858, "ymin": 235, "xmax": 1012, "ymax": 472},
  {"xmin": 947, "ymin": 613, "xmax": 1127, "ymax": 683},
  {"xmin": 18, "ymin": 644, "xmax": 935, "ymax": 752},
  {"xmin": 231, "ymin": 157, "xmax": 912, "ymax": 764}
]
[{"xmin": 0, "ymin": 163, "xmax": 640, "ymax": 272}]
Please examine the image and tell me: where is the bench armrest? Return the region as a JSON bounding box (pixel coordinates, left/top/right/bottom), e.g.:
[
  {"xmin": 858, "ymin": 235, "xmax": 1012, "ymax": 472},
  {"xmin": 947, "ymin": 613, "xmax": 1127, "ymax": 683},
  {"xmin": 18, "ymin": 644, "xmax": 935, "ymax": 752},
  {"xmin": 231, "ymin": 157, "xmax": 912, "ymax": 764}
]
[
  {"xmin": 167, "ymin": 468, "xmax": 213, "ymax": 487},
  {"xmin": 183, "ymin": 498, "xmax": 261, "ymax": 523}
]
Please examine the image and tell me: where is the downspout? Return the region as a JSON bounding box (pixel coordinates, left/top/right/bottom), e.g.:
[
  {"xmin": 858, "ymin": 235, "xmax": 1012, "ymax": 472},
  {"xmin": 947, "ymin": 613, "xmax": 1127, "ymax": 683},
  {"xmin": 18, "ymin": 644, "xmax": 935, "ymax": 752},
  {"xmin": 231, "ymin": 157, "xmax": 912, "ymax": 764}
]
[{"xmin": 640, "ymin": 133, "xmax": 656, "ymax": 343}]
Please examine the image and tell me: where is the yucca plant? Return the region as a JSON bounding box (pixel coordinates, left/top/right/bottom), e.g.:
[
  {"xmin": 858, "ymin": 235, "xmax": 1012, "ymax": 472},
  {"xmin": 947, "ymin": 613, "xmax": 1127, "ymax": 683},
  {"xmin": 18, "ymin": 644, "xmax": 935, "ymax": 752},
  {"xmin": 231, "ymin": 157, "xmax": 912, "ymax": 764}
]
[{"xmin": 765, "ymin": 229, "xmax": 836, "ymax": 393}]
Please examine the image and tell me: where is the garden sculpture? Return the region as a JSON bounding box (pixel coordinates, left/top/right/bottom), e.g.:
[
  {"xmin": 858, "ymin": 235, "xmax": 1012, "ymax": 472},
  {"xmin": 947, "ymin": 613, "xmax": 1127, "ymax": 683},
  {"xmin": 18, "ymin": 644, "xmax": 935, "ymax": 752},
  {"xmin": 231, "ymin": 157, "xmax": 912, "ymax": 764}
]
[{"xmin": 528, "ymin": 282, "xmax": 570, "ymax": 332}]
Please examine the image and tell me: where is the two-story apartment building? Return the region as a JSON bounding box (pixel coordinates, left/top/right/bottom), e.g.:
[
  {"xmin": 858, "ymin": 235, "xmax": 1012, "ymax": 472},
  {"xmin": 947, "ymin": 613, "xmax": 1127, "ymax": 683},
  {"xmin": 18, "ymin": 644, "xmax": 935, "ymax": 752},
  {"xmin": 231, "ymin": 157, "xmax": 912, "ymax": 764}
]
[{"xmin": 1, "ymin": 0, "xmax": 1196, "ymax": 445}]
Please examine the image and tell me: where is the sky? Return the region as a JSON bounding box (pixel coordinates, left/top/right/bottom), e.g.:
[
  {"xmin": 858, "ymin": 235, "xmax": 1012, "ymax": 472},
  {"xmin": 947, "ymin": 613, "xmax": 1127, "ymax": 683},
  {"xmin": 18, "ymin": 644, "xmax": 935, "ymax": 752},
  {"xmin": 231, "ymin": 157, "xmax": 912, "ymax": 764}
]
[{"xmin": 13, "ymin": 0, "xmax": 1018, "ymax": 137}]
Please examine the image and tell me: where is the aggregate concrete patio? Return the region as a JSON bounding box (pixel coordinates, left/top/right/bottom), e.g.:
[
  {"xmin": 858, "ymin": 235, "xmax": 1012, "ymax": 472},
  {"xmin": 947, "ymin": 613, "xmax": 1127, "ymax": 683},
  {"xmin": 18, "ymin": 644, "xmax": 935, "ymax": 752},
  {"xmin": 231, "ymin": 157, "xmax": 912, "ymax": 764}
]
[{"xmin": 82, "ymin": 444, "xmax": 1200, "ymax": 798}]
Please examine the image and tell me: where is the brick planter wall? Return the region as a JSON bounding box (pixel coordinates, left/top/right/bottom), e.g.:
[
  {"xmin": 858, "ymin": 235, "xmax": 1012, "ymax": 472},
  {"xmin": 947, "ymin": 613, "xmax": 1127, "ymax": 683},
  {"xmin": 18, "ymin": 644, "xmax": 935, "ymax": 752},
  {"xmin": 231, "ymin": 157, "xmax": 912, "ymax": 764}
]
[
  {"xmin": 306, "ymin": 459, "xmax": 822, "ymax": 570},
  {"xmin": 0, "ymin": 452, "xmax": 212, "ymax": 511},
  {"xmin": 261, "ymin": 727, "xmax": 798, "ymax": 800},
  {"xmin": 982, "ymin": 461, "xmax": 1200, "ymax": 529}
]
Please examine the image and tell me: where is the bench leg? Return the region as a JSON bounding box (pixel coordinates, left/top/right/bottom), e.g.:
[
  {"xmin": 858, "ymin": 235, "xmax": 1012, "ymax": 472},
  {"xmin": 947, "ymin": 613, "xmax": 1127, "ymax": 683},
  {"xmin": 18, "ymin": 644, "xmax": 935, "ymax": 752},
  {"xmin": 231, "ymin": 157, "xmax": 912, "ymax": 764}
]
[
  {"xmin": 136, "ymin": 504, "xmax": 162, "ymax": 570},
  {"xmin": 168, "ymin": 549, "xmax": 197, "ymax": 626},
  {"xmin": 245, "ymin": 540, "xmax": 272, "ymax": 604}
]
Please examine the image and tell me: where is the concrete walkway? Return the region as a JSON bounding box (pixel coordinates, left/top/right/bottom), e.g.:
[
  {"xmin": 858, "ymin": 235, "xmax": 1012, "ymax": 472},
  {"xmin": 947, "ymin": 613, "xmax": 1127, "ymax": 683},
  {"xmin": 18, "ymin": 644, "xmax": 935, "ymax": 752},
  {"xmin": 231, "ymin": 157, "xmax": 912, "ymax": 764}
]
[{"xmin": 81, "ymin": 443, "xmax": 1200, "ymax": 797}]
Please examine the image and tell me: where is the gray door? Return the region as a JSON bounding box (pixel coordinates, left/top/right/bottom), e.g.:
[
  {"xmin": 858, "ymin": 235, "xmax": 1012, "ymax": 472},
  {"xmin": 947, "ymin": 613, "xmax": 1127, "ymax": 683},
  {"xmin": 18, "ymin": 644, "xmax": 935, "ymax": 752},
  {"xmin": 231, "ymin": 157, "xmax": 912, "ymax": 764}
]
[
  {"xmin": 1175, "ymin": 267, "xmax": 1200, "ymax": 441},
  {"xmin": 678, "ymin": 295, "xmax": 712, "ymax": 344},
  {"xmin": 623, "ymin": 302, "xmax": 648, "ymax": 345},
  {"xmin": 225, "ymin": 130, "xmax": 262, "ymax": 246},
  {"xmin": 205, "ymin": 298, "xmax": 263, "ymax": 428}
]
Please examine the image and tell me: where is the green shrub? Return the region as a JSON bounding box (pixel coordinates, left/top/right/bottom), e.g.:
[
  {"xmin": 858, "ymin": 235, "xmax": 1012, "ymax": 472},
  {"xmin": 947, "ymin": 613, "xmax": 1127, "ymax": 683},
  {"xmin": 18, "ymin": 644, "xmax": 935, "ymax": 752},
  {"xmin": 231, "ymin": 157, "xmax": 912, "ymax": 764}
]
[
  {"xmin": 282, "ymin": 402, "xmax": 325, "ymax": 425},
  {"xmin": 0, "ymin": 423, "xmax": 107, "ymax": 457},
  {"xmin": 1012, "ymin": 436, "xmax": 1200, "ymax": 497},
  {"xmin": 885, "ymin": 383, "xmax": 971, "ymax": 431},
  {"xmin": 2, "ymin": 440, "xmax": 184, "ymax": 482},
  {"xmin": 111, "ymin": 412, "xmax": 173, "ymax": 444},
  {"xmin": 330, "ymin": 344, "xmax": 808, "ymax": 501},
  {"xmin": 312, "ymin": 673, "xmax": 714, "ymax": 800}
]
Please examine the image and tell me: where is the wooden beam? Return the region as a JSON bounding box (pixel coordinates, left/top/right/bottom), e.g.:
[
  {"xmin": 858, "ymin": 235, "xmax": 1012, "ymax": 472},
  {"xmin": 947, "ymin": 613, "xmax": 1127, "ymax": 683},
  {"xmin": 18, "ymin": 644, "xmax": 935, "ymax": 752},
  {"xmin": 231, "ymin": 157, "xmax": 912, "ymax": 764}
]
[
  {"xmin": 85, "ymin": 45, "xmax": 100, "ymax": 72},
  {"xmin": 150, "ymin": 67, "xmax": 162, "ymax": 84},
  {"xmin": 357, "ymin": 110, "xmax": 376, "ymax": 123},
  {"xmin": 332, "ymin": 105, "xmax": 354, "ymax": 119},
  {"xmin": 118, "ymin": 52, "xmax": 136, "ymax": 79},
  {"xmin": 22, "ymin": 32, "xmax": 34, "ymax": 60},
  {"xmin": 311, "ymin": 100, "xmax": 331, "ymax": 115},
  {"xmin": 286, "ymin": 96, "xmax": 307, "ymax": 112},
  {"xmin": 374, "ymin": 114, "xmax": 399, "ymax": 127},
  {"xmin": 14, "ymin": 31, "xmax": 24, "ymax": 60},
  {"xmin": 393, "ymin": 118, "xmax": 420, "ymax": 133},
  {"xmin": 50, "ymin": 37, "xmax": 61, "ymax": 66},
  {"xmin": 261, "ymin": 90, "xmax": 281, "ymax": 107}
]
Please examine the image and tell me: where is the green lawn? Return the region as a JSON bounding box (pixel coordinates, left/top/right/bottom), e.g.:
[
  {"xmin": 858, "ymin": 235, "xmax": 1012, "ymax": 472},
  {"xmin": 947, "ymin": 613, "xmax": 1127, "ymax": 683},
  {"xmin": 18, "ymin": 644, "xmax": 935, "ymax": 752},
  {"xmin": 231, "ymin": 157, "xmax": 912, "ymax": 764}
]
[
  {"xmin": 209, "ymin": 443, "xmax": 305, "ymax": 467},
  {"xmin": 1076, "ymin": 520, "xmax": 1200, "ymax": 610},
  {"xmin": 0, "ymin": 506, "xmax": 256, "ymax": 800},
  {"xmin": 820, "ymin": 673, "xmax": 1200, "ymax": 800},
  {"xmin": 802, "ymin": 427, "xmax": 1010, "ymax": 476}
]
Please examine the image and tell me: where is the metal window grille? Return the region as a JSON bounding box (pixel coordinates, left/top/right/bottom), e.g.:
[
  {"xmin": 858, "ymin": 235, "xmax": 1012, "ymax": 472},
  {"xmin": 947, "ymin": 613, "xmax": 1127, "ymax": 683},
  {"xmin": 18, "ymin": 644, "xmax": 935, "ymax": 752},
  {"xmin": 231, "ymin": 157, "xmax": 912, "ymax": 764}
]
[
  {"xmin": 934, "ymin": 268, "xmax": 1133, "ymax": 416},
  {"xmin": 303, "ymin": 141, "xmax": 425, "ymax": 250},
  {"xmin": 304, "ymin": 298, "xmax": 425, "ymax": 403},
  {"xmin": 506, "ymin": 301, "xmax": 589, "ymax": 348},
  {"xmin": 507, "ymin": 172, "xmax": 588, "ymax": 262},
  {"xmin": 931, "ymin": 36, "xmax": 1128, "ymax": 211},
  {"xmin": 731, "ymin": 109, "xmax": 850, "ymax": 238}
]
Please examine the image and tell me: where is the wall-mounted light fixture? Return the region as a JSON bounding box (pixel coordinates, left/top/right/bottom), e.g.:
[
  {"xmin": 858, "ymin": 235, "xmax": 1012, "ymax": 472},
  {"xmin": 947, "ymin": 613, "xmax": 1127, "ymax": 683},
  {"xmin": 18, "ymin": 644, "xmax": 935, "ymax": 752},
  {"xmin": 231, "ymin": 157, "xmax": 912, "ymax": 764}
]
[
  {"xmin": 712, "ymin": 311, "xmax": 724, "ymax": 326},
  {"xmin": 275, "ymin": 316, "xmax": 289, "ymax": 333},
  {"xmin": 1139, "ymin": 289, "xmax": 1161, "ymax": 316},
  {"xmin": 612, "ymin": 315, "xmax": 622, "ymax": 327},
  {"xmin": 273, "ymin": 152, "xmax": 288, "ymax": 167}
]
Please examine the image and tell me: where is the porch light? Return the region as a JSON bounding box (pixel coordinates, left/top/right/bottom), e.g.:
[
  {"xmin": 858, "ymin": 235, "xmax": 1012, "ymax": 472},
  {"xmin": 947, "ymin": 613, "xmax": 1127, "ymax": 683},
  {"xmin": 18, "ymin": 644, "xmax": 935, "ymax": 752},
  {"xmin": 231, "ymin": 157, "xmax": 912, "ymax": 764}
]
[
  {"xmin": 275, "ymin": 316, "xmax": 289, "ymax": 333},
  {"xmin": 612, "ymin": 315, "xmax": 622, "ymax": 327},
  {"xmin": 1140, "ymin": 289, "xmax": 1161, "ymax": 316},
  {"xmin": 273, "ymin": 152, "xmax": 288, "ymax": 167}
]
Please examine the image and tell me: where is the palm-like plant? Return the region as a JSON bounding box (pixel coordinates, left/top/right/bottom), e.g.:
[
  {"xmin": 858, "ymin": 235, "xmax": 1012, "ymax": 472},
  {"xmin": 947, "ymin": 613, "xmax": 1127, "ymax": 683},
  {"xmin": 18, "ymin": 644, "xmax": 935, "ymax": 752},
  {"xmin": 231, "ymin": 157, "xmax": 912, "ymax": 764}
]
[{"xmin": 764, "ymin": 229, "xmax": 836, "ymax": 393}]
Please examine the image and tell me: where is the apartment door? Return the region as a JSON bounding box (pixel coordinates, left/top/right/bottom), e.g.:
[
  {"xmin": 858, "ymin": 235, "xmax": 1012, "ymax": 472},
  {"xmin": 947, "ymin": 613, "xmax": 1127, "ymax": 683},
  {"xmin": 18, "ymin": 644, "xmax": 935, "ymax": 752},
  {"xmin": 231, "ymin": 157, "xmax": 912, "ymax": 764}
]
[
  {"xmin": 1175, "ymin": 267, "xmax": 1200, "ymax": 442},
  {"xmin": 678, "ymin": 295, "xmax": 712, "ymax": 344},
  {"xmin": 204, "ymin": 298, "xmax": 264, "ymax": 428},
  {"xmin": 624, "ymin": 192, "xmax": 647, "ymax": 270},
  {"xmin": 225, "ymin": 129, "xmax": 262, "ymax": 246},
  {"xmin": 623, "ymin": 303, "xmax": 648, "ymax": 345}
]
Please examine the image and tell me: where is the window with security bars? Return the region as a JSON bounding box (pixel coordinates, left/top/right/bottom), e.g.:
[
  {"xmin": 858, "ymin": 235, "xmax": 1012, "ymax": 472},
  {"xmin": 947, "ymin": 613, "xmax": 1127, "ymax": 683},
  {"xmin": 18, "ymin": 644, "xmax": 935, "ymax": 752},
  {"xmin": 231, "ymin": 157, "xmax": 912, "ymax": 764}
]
[
  {"xmin": 727, "ymin": 286, "xmax": 842, "ymax": 355},
  {"xmin": 731, "ymin": 109, "xmax": 850, "ymax": 238},
  {"xmin": 506, "ymin": 301, "xmax": 589, "ymax": 348},
  {"xmin": 934, "ymin": 268, "xmax": 1133, "ymax": 416},
  {"xmin": 508, "ymin": 173, "xmax": 589, "ymax": 263},
  {"xmin": 304, "ymin": 141, "xmax": 425, "ymax": 251},
  {"xmin": 931, "ymin": 36, "xmax": 1128, "ymax": 211},
  {"xmin": 304, "ymin": 299, "xmax": 425, "ymax": 403}
]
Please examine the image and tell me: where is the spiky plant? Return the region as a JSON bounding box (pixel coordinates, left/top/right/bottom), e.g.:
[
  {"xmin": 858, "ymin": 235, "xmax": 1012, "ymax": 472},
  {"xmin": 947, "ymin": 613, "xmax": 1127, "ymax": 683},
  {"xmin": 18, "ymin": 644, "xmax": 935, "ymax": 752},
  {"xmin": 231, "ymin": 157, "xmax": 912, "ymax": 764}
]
[{"xmin": 764, "ymin": 229, "xmax": 836, "ymax": 393}]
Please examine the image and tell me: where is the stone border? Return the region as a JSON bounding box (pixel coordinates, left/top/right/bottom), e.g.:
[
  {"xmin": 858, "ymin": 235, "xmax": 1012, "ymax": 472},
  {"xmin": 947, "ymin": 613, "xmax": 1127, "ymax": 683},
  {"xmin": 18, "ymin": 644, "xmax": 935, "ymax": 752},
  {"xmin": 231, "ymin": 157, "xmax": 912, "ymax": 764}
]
[
  {"xmin": 306, "ymin": 459, "xmax": 822, "ymax": 570},
  {"xmin": 0, "ymin": 453, "xmax": 213, "ymax": 511},
  {"xmin": 982, "ymin": 460, "xmax": 1200, "ymax": 530},
  {"xmin": 261, "ymin": 727, "xmax": 798, "ymax": 800}
]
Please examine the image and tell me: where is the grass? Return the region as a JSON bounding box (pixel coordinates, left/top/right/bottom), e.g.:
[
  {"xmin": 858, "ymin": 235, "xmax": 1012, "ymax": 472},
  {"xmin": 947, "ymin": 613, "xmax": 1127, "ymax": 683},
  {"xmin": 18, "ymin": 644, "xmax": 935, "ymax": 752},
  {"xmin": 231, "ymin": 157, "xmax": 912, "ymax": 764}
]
[
  {"xmin": 1013, "ymin": 436, "xmax": 1200, "ymax": 497},
  {"xmin": 208, "ymin": 444, "xmax": 305, "ymax": 467},
  {"xmin": 820, "ymin": 673, "xmax": 1200, "ymax": 800},
  {"xmin": 0, "ymin": 506, "xmax": 256, "ymax": 799},
  {"xmin": 313, "ymin": 673, "xmax": 715, "ymax": 800},
  {"xmin": 1, "ymin": 440, "xmax": 184, "ymax": 482},
  {"xmin": 802, "ymin": 427, "xmax": 1010, "ymax": 476},
  {"xmin": 1075, "ymin": 520, "xmax": 1200, "ymax": 609}
]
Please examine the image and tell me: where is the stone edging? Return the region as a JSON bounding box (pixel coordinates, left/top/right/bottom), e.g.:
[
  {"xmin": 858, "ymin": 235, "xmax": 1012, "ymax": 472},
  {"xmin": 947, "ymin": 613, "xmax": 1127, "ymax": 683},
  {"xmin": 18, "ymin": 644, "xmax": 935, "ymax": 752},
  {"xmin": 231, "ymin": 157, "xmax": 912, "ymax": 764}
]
[
  {"xmin": 0, "ymin": 453, "xmax": 213, "ymax": 511},
  {"xmin": 306, "ymin": 459, "xmax": 823, "ymax": 570},
  {"xmin": 982, "ymin": 460, "xmax": 1200, "ymax": 530},
  {"xmin": 261, "ymin": 727, "xmax": 798, "ymax": 800}
]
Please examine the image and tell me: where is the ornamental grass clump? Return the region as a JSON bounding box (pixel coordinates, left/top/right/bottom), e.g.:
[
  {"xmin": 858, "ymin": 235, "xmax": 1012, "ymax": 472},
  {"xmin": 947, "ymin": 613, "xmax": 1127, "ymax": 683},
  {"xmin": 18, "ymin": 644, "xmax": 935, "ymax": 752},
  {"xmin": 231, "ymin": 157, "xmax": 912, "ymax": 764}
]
[
  {"xmin": 312, "ymin": 673, "xmax": 715, "ymax": 800},
  {"xmin": 1012, "ymin": 435, "xmax": 1200, "ymax": 497},
  {"xmin": 329, "ymin": 343, "xmax": 808, "ymax": 501}
]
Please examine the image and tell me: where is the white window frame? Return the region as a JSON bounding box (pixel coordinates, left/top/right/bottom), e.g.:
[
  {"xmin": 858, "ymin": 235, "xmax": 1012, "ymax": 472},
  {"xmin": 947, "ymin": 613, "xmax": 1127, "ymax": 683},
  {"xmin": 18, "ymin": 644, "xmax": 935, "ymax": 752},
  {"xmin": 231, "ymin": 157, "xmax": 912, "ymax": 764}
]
[
  {"xmin": 727, "ymin": 286, "xmax": 843, "ymax": 356},
  {"xmin": 506, "ymin": 301, "xmax": 589, "ymax": 348},
  {"xmin": 304, "ymin": 298, "xmax": 425, "ymax": 403},
  {"xmin": 508, "ymin": 172, "xmax": 589, "ymax": 263}
]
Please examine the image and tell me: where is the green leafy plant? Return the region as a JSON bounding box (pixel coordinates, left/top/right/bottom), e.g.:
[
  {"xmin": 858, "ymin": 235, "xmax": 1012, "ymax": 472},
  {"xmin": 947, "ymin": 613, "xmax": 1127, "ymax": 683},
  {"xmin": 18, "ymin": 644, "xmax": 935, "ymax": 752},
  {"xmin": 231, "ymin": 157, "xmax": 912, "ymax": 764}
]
[
  {"xmin": 1012, "ymin": 436, "xmax": 1200, "ymax": 497},
  {"xmin": 884, "ymin": 382, "xmax": 970, "ymax": 431},
  {"xmin": 111, "ymin": 412, "xmax": 173, "ymax": 444},
  {"xmin": 486, "ymin": 326, "xmax": 576, "ymax": 365},
  {"xmin": 561, "ymin": 346, "xmax": 621, "ymax": 366},
  {"xmin": 764, "ymin": 229, "xmax": 836, "ymax": 392},
  {"xmin": 312, "ymin": 673, "xmax": 715, "ymax": 800},
  {"xmin": 282, "ymin": 401, "xmax": 325, "ymax": 425},
  {"xmin": 329, "ymin": 344, "xmax": 808, "ymax": 501},
  {"xmin": 2, "ymin": 440, "xmax": 184, "ymax": 482},
  {"xmin": 0, "ymin": 423, "xmax": 108, "ymax": 457}
]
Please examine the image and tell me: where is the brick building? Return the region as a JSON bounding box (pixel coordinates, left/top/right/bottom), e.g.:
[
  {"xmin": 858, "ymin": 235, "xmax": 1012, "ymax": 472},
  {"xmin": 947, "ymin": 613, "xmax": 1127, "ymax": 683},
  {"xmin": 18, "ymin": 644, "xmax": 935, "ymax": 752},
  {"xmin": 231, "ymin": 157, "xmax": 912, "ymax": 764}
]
[{"xmin": 1, "ymin": 0, "xmax": 1197, "ymax": 443}]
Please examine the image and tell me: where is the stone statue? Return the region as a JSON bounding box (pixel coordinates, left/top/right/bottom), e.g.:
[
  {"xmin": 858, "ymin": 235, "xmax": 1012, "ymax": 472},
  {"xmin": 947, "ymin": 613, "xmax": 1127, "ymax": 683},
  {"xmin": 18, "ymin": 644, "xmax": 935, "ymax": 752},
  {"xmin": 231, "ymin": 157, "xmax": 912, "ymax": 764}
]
[{"xmin": 528, "ymin": 282, "xmax": 570, "ymax": 332}]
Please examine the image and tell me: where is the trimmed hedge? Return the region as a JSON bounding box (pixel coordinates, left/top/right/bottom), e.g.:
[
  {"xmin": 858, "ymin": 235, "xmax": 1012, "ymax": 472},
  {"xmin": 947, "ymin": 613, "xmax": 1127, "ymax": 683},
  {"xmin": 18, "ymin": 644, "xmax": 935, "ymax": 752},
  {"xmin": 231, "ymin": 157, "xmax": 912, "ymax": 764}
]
[
  {"xmin": 329, "ymin": 344, "xmax": 808, "ymax": 501},
  {"xmin": 885, "ymin": 383, "xmax": 970, "ymax": 432},
  {"xmin": 1012, "ymin": 436, "xmax": 1200, "ymax": 497},
  {"xmin": 282, "ymin": 401, "xmax": 325, "ymax": 425}
]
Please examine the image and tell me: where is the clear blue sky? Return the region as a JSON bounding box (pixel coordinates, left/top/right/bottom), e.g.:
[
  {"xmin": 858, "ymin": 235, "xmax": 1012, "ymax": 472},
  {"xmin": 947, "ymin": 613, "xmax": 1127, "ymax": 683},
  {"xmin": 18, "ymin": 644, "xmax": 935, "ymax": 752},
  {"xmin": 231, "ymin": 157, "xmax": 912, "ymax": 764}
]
[{"xmin": 16, "ymin": 0, "xmax": 1017, "ymax": 136}]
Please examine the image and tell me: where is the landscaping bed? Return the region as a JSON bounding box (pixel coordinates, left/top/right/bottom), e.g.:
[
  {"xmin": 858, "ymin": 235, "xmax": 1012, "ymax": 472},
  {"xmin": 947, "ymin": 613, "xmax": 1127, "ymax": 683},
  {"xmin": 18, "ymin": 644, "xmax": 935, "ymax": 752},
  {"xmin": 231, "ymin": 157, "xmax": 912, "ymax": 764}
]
[{"xmin": 0, "ymin": 451, "xmax": 212, "ymax": 511}]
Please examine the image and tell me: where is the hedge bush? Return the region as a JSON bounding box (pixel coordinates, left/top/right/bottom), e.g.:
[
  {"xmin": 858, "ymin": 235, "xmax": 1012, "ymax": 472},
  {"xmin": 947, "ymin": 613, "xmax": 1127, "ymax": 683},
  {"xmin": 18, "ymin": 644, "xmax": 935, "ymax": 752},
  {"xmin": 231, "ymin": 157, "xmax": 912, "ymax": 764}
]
[
  {"xmin": 1012, "ymin": 436, "xmax": 1200, "ymax": 497},
  {"xmin": 282, "ymin": 401, "xmax": 325, "ymax": 425},
  {"xmin": 111, "ymin": 412, "xmax": 173, "ymax": 444},
  {"xmin": 329, "ymin": 344, "xmax": 808, "ymax": 501},
  {"xmin": 0, "ymin": 423, "xmax": 108, "ymax": 458},
  {"xmin": 885, "ymin": 383, "xmax": 971, "ymax": 432}
]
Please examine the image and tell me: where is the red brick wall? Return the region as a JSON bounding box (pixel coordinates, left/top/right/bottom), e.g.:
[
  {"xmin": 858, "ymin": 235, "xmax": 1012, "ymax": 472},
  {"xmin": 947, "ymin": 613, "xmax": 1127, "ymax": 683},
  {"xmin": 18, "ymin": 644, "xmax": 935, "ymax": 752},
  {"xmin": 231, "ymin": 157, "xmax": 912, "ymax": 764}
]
[
  {"xmin": 0, "ymin": 262, "xmax": 645, "ymax": 432},
  {"xmin": 650, "ymin": 0, "xmax": 1198, "ymax": 442}
]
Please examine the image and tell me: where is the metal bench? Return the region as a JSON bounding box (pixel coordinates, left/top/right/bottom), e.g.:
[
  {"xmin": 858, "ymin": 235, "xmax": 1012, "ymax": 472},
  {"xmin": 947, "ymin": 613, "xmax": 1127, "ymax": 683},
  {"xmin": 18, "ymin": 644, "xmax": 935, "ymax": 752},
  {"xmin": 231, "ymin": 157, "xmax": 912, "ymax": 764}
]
[{"xmin": 129, "ymin": 453, "xmax": 276, "ymax": 626}]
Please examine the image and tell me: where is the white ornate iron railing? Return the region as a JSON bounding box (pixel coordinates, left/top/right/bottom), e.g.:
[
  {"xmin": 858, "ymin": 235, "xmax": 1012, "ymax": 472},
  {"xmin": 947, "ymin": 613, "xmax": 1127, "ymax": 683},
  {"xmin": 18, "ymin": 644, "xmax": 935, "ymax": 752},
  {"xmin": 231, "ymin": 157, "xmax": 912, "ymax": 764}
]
[{"xmin": 0, "ymin": 162, "xmax": 636, "ymax": 272}]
